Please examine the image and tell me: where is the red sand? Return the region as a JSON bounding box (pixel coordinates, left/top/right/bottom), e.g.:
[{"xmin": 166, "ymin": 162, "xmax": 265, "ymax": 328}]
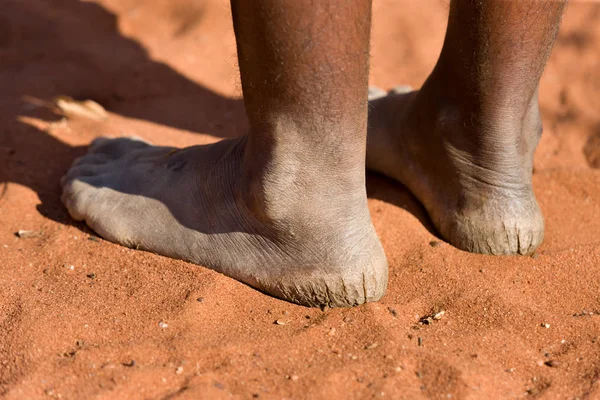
[{"xmin": 1, "ymin": 1, "xmax": 600, "ymax": 398}]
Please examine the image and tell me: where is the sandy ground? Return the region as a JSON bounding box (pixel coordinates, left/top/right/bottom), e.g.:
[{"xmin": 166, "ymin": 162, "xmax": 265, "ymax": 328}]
[{"xmin": 1, "ymin": 0, "xmax": 600, "ymax": 398}]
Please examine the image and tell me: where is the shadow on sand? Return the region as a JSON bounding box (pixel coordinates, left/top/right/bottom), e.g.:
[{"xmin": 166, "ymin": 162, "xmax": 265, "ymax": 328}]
[{"xmin": 0, "ymin": 0, "xmax": 435, "ymax": 236}]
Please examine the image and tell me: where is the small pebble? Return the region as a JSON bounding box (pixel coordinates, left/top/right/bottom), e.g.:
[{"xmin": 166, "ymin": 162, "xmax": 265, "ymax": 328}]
[
  {"xmin": 15, "ymin": 230, "xmax": 42, "ymax": 239},
  {"xmin": 429, "ymin": 240, "xmax": 441, "ymax": 248},
  {"xmin": 417, "ymin": 337, "xmax": 423, "ymax": 346},
  {"xmin": 86, "ymin": 273, "xmax": 96, "ymax": 279},
  {"xmin": 275, "ymin": 320, "xmax": 286, "ymax": 325},
  {"xmin": 544, "ymin": 360, "xmax": 560, "ymax": 368},
  {"xmin": 365, "ymin": 342, "xmax": 378, "ymax": 350},
  {"xmin": 175, "ymin": 366, "xmax": 184, "ymax": 375},
  {"xmin": 196, "ymin": 297, "xmax": 204, "ymax": 303},
  {"xmin": 542, "ymin": 323, "xmax": 550, "ymax": 329},
  {"xmin": 327, "ymin": 327, "xmax": 336, "ymax": 336},
  {"xmin": 158, "ymin": 321, "xmax": 168, "ymax": 329},
  {"xmin": 433, "ymin": 310, "xmax": 446, "ymax": 320}
]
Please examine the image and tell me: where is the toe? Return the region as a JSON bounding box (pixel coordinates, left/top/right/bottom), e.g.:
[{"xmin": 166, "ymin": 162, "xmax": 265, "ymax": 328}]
[
  {"xmin": 389, "ymin": 85, "xmax": 413, "ymax": 95},
  {"xmin": 61, "ymin": 163, "xmax": 108, "ymax": 188},
  {"xmin": 61, "ymin": 177, "xmax": 97, "ymax": 221},
  {"xmin": 89, "ymin": 137, "xmax": 152, "ymax": 159},
  {"xmin": 368, "ymin": 86, "xmax": 387, "ymax": 100},
  {"xmin": 368, "ymin": 84, "xmax": 414, "ymax": 101},
  {"xmin": 71, "ymin": 153, "xmax": 108, "ymax": 168}
]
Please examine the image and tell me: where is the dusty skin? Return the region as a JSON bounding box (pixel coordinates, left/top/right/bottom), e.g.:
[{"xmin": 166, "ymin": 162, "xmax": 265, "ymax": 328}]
[
  {"xmin": 61, "ymin": 0, "xmax": 561, "ymax": 306},
  {"xmin": 61, "ymin": 136, "xmax": 387, "ymax": 307},
  {"xmin": 367, "ymin": 86, "xmax": 544, "ymax": 255},
  {"xmin": 1, "ymin": 0, "xmax": 600, "ymax": 398}
]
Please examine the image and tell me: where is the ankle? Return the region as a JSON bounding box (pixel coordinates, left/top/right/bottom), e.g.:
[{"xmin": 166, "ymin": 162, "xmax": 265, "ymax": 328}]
[
  {"xmin": 418, "ymin": 68, "xmax": 541, "ymax": 144},
  {"xmin": 395, "ymin": 77, "xmax": 541, "ymax": 189},
  {"xmin": 239, "ymin": 123, "xmax": 368, "ymax": 228}
]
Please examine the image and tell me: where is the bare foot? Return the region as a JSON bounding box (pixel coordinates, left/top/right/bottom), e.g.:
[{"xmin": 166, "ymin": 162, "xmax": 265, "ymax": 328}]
[
  {"xmin": 367, "ymin": 85, "xmax": 544, "ymax": 255},
  {"xmin": 61, "ymin": 136, "xmax": 387, "ymax": 307}
]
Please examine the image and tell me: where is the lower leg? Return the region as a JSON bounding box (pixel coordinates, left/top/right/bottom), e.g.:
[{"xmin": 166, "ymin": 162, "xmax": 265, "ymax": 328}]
[
  {"xmin": 61, "ymin": 0, "xmax": 387, "ymax": 307},
  {"xmin": 368, "ymin": 0, "xmax": 567, "ymax": 254},
  {"xmin": 232, "ymin": 0, "xmax": 374, "ymax": 233}
]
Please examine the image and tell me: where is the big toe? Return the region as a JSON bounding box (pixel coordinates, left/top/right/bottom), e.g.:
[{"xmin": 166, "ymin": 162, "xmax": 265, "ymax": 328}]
[{"xmin": 61, "ymin": 176, "xmax": 102, "ymax": 221}]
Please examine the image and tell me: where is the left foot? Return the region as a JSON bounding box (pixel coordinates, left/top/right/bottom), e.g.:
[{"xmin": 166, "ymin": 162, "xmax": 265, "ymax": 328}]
[{"xmin": 367, "ymin": 82, "xmax": 544, "ymax": 255}]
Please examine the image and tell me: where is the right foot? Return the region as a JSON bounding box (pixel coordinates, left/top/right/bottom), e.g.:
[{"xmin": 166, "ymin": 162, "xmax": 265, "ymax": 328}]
[
  {"xmin": 61, "ymin": 135, "xmax": 388, "ymax": 307},
  {"xmin": 367, "ymin": 82, "xmax": 544, "ymax": 255}
]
